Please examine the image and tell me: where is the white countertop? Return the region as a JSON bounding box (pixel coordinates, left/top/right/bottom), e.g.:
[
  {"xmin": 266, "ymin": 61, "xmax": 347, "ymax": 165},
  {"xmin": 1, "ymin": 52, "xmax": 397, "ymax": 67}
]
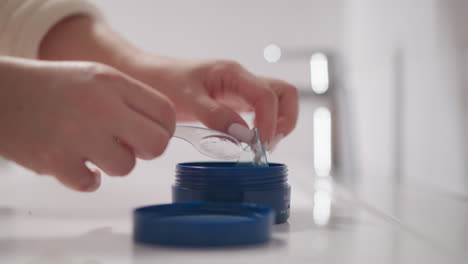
[{"xmin": 1, "ymin": 101, "xmax": 467, "ymax": 264}]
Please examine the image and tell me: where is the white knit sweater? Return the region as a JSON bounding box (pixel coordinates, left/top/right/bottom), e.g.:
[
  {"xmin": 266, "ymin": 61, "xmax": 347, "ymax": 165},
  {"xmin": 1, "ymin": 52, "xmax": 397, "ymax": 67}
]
[{"xmin": 0, "ymin": 0, "xmax": 101, "ymax": 59}]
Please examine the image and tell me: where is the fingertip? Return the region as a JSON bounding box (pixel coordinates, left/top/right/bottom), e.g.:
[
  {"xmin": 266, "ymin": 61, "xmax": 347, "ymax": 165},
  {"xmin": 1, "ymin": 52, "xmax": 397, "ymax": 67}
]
[
  {"xmin": 55, "ymin": 162, "xmax": 102, "ymax": 192},
  {"xmin": 252, "ymin": 90, "xmax": 278, "ymax": 144},
  {"xmin": 255, "ymin": 121, "xmax": 276, "ymax": 145},
  {"xmin": 90, "ymin": 167, "xmax": 101, "ymax": 177},
  {"xmin": 275, "ymin": 116, "xmax": 297, "ymax": 138},
  {"xmin": 74, "ymin": 169, "xmax": 101, "ymax": 192},
  {"xmin": 83, "ymin": 171, "xmax": 101, "ymax": 192},
  {"xmin": 265, "ymin": 133, "xmax": 284, "ymax": 153},
  {"xmin": 268, "ymin": 78, "xmax": 299, "ymax": 138}
]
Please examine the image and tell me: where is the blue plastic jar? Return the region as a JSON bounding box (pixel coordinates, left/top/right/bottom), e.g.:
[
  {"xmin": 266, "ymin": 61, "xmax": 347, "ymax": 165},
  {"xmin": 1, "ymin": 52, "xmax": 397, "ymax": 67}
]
[{"xmin": 172, "ymin": 162, "xmax": 290, "ymax": 224}]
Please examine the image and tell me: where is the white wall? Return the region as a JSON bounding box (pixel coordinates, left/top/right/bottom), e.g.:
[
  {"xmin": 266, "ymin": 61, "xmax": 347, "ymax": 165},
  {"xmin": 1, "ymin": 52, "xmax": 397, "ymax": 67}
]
[
  {"xmin": 94, "ymin": 0, "xmax": 344, "ymax": 90},
  {"xmin": 343, "ymin": 0, "xmax": 468, "ymax": 195}
]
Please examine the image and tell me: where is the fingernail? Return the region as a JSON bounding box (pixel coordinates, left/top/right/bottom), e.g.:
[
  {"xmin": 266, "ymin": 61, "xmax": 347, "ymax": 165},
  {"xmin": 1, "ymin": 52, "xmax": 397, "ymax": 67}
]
[
  {"xmin": 267, "ymin": 133, "xmax": 284, "ymax": 153},
  {"xmin": 227, "ymin": 123, "xmax": 254, "ymax": 143}
]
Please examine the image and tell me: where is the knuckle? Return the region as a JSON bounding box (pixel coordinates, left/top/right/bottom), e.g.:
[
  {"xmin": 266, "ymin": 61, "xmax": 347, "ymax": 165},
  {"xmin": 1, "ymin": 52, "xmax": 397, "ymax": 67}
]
[
  {"xmin": 261, "ymin": 89, "xmax": 278, "ymax": 104},
  {"xmin": 57, "ymin": 169, "xmax": 95, "ymax": 192},
  {"xmin": 270, "ymin": 79, "xmax": 298, "ymax": 100},
  {"xmin": 47, "ymin": 157, "xmax": 97, "ymax": 192},
  {"xmin": 142, "ymin": 133, "xmax": 170, "ymax": 159},
  {"xmin": 74, "ymin": 180, "xmax": 95, "ymax": 192},
  {"xmin": 85, "ymin": 63, "xmax": 119, "ymax": 83},
  {"xmin": 81, "ymin": 62, "xmax": 103, "ymax": 74},
  {"xmin": 75, "ymin": 180, "xmax": 97, "ymax": 192},
  {"xmin": 204, "ymin": 104, "xmax": 235, "ymax": 131},
  {"xmin": 206, "ymin": 104, "xmax": 228, "ymax": 120},
  {"xmin": 221, "ymin": 60, "xmax": 242, "ymax": 70},
  {"xmin": 112, "ymin": 155, "xmax": 136, "ymax": 176},
  {"xmin": 285, "ymin": 84, "xmax": 299, "ymax": 98},
  {"xmin": 212, "ymin": 60, "xmax": 242, "ymax": 74},
  {"xmin": 75, "ymin": 63, "xmax": 125, "ymax": 96}
]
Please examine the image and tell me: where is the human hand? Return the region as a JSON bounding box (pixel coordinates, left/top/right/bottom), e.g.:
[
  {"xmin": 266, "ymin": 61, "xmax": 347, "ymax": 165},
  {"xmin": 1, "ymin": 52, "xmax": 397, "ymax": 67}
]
[
  {"xmin": 130, "ymin": 58, "xmax": 299, "ymax": 150},
  {"xmin": 0, "ymin": 57, "xmax": 175, "ymax": 192},
  {"xmin": 38, "ymin": 16, "xmax": 297, "ymax": 149}
]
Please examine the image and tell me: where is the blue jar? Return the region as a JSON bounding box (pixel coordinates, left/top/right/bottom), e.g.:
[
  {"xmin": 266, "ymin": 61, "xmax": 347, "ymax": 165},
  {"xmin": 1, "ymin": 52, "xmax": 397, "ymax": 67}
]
[{"xmin": 172, "ymin": 162, "xmax": 290, "ymax": 224}]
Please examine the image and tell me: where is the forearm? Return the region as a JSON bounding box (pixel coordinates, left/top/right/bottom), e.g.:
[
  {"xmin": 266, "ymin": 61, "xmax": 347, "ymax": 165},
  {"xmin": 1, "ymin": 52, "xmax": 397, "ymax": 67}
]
[
  {"xmin": 38, "ymin": 15, "xmax": 180, "ymax": 95},
  {"xmin": 39, "ymin": 15, "xmax": 148, "ymax": 75}
]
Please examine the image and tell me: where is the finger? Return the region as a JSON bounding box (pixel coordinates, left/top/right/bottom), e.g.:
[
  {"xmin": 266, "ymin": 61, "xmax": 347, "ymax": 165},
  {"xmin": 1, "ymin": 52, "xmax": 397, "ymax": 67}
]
[
  {"xmin": 82, "ymin": 134, "xmax": 136, "ymax": 177},
  {"xmin": 113, "ymin": 107, "xmax": 171, "ymax": 160},
  {"xmin": 188, "ymin": 93, "xmax": 252, "ymax": 141},
  {"xmin": 268, "ymin": 78, "xmax": 299, "ymax": 136},
  {"xmin": 235, "ymin": 74, "xmax": 278, "ymax": 143},
  {"xmin": 120, "ymin": 77, "xmax": 176, "ymax": 136},
  {"xmin": 53, "ymin": 156, "xmax": 101, "ymax": 192}
]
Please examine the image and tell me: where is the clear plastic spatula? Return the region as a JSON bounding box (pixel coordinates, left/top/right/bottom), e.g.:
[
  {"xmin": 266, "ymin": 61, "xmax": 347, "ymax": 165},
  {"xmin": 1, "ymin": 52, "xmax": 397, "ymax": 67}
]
[
  {"xmin": 173, "ymin": 125, "xmax": 268, "ymax": 166},
  {"xmin": 173, "ymin": 125, "xmax": 243, "ymax": 160}
]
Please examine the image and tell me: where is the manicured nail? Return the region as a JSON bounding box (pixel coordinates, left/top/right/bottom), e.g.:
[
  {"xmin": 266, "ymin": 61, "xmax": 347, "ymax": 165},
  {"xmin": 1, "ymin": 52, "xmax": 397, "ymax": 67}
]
[
  {"xmin": 227, "ymin": 123, "xmax": 254, "ymax": 143},
  {"xmin": 267, "ymin": 134, "xmax": 284, "ymax": 153}
]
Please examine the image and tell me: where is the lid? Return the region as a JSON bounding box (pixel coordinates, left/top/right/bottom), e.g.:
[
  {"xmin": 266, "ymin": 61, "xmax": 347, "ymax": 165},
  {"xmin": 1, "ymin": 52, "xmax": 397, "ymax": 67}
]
[{"xmin": 133, "ymin": 202, "xmax": 274, "ymax": 247}]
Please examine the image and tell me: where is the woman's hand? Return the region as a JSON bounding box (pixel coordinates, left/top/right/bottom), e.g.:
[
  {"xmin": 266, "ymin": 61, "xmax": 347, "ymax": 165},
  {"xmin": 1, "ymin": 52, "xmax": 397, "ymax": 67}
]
[
  {"xmin": 129, "ymin": 57, "xmax": 299, "ymax": 149},
  {"xmin": 0, "ymin": 57, "xmax": 175, "ymax": 192},
  {"xmin": 39, "ymin": 15, "xmax": 298, "ymax": 149}
]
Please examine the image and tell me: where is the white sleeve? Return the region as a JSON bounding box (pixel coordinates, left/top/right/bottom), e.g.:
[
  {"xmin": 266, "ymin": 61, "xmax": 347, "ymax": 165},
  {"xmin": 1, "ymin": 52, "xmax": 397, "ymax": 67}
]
[{"xmin": 0, "ymin": 0, "xmax": 103, "ymax": 59}]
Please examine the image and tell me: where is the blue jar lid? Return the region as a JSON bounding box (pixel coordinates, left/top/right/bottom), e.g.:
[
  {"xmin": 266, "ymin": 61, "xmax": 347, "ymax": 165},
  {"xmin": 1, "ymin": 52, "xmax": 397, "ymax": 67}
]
[{"xmin": 133, "ymin": 202, "xmax": 274, "ymax": 247}]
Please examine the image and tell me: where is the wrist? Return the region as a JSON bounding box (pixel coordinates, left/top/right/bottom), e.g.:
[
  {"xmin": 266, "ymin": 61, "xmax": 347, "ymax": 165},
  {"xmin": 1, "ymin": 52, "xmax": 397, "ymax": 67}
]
[{"xmin": 123, "ymin": 54, "xmax": 189, "ymax": 94}]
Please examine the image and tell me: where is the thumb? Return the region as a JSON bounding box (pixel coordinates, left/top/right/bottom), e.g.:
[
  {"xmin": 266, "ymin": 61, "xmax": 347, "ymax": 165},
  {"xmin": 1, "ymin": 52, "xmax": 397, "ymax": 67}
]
[{"xmin": 190, "ymin": 95, "xmax": 254, "ymax": 143}]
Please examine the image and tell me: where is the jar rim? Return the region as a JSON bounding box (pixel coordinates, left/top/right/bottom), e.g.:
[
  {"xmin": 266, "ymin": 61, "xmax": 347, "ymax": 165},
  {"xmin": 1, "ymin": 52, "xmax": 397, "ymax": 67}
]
[{"xmin": 177, "ymin": 162, "xmax": 286, "ymax": 170}]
